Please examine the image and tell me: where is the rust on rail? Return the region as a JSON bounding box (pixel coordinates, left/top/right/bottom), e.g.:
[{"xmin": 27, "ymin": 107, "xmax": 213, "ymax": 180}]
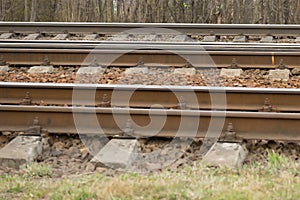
[
  {"xmin": 0, "ymin": 105, "xmax": 300, "ymax": 141},
  {"xmin": 1, "ymin": 83, "xmax": 300, "ymax": 112}
]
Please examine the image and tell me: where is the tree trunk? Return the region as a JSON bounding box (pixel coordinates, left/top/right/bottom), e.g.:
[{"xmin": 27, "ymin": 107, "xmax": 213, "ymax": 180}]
[
  {"xmin": 30, "ymin": 0, "xmax": 37, "ymax": 21},
  {"xmin": 24, "ymin": 0, "xmax": 28, "ymax": 21}
]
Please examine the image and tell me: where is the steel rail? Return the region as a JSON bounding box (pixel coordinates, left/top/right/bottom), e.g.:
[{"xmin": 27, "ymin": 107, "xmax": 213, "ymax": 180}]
[
  {"xmin": 3, "ymin": 40, "xmax": 300, "ymax": 49},
  {"xmin": 1, "ymin": 22, "xmax": 300, "ymax": 35},
  {"xmin": 0, "ymin": 105, "xmax": 299, "ymax": 141},
  {"xmin": 1, "ymin": 83, "xmax": 299, "ymax": 112},
  {"xmin": 0, "ymin": 49, "xmax": 298, "ymax": 68},
  {"xmin": 0, "ymin": 42, "xmax": 299, "ymax": 67},
  {"xmin": 2, "ymin": 40, "xmax": 300, "ymax": 47}
]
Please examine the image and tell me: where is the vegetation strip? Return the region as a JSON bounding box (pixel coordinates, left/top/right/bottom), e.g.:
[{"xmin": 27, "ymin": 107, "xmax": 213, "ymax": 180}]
[{"xmin": 0, "ymin": 151, "xmax": 299, "ymax": 199}]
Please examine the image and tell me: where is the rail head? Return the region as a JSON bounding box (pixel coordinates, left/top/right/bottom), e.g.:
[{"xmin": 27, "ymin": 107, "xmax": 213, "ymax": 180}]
[{"xmin": 2, "ymin": 82, "xmax": 300, "ymax": 94}]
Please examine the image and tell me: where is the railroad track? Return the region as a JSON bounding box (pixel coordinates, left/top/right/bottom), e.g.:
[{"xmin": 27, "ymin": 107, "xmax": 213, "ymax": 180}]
[
  {"xmin": 0, "ymin": 41, "xmax": 300, "ymax": 67},
  {"xmin": 1, "ymin": 105, "xmax": 300, "ymax": 141},
  {"xmin": 0, "ymin": 22, "xmax": 300, "ymax": 67},
  {"xmin": 0, "ymin": 82, "xmax": 300, "ymax": 141},
  {"xmin": 1, "ymin": 23, "xmax": 300, "ymax": 142},
  {"xmin": 0, "ymin": 82, "xmax": 299, "ymax": 112}
]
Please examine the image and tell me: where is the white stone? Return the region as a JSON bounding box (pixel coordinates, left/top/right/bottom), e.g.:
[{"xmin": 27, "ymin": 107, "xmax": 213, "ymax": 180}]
[
  {"xmin": 0, "ymin": 136, "xmax": 45, "ymax": 169},
  {"xmin": 84, "ymin": 34, "xmax": 99, "ymax": 40},
  {"xmin": 0, "ymin": 65, "xmax": 9, "ymax": 72},
  {"xmin": 260, "ymin": 36, "xmax": 273, "ymax": 43},
  {"xmin": 28, "ymin": 66, "xmax": 54, "ymax": 74},
  {"xmin": 233, "ymin": 35, "xmax": 247, "ymax": 42},
  {"xmin": 53, "ymin": 34, "xmax": 69, "ymax": 40},
  {"xmin": 92, "ymin": 139, "xmax": 139, "ymax": 169},
  {"xmin": 203, "ymin": 35, "xmax": 216, "ymax": 42},
  {"xmin": 77, "ymin": 67, "xmax": 105, "ymax": 75},
  {"xmin": 111, "ymin": 34, "xmax": 129, "ymax": 41},
  {"xmin": 220, "ymin": 68, "xmax": 243, "ymax": 77},
  {"xmin": 171, "ymin": 35, "xmax": 191, "ymax": 42},
  {"xmin": 202, "ymin": 142, "xmax": 248, "ymax": 168},
  {"xmin": 295, "ymin": 37, "xmax": 300, "ymax": 43},
  {"xmin": 174, "ymin": 68, "xmax": 196, "ymax": 76},
  {"xmin": 0, "ymin": 33, "xmax": 14, "ymax": 39},
  {"xmin": 125, "ymin": 67, "xmax": 149, "ymax": 75},
  {"xmin": 24, "ymin": 33, "xmax": 40, "ymax": 40},
  {"xmin": 269, "ymin": 69, "xmax": 290, "ymax": 81}
]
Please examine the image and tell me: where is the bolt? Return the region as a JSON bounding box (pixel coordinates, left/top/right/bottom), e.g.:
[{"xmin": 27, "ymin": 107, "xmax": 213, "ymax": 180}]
[
  {"xmin": 229, "ymin": 58, "xmax": 240, "ymax": 69},
  {"xmin": 185, "ymin": 59, "xmax": 193, "ymax": 68},
  {"xmin": 137, "ymin": 57, "xmax": 145, "ymax": 68},
  {"xmin": 25, "ymin": 117, "xmax": 41, "ymax": 136},
  {"xmin": 0, "ymin": 55, "xmax": 7, "ymax": 66},
  {"xmin": 42, "ymin": 56, "xmax": 51, "ymax": 66},
  {"xmin": 260, "ymin": 98, "xmax": 273, "ymax": 112},
  {"xmin": 123, "ymin": 119, "xmax": 134, "ymax": 136},
  {"xmin": 225, "ymin": 122, "xmax": 236, "ymax": 140},
  {"xmin": 33, "ymin": 117, "xmax": 40, "ymax": 126},
  {"xmin": 177, "ymin": 96, "xmax": 187, "ymax": 110},
  {"xmin": 99, "ymin": 94, "xmax": 111, "ymax": 107},
  {"xmin": 278, "ymin": 59, "xmax": 287, "ymax": 69},
  {"xmin": 20, "ymin": 92, "xmax": 32, "ymax": 105}
]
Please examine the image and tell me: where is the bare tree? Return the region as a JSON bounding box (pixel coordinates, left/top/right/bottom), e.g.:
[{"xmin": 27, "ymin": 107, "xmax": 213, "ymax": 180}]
[
  {"xmin": 30, "ymin": 0, "xmax": 37, "ymax": 21},
  {"xmin": 1, "ymin": 0, "xmax": 300, "ymax": 24}
]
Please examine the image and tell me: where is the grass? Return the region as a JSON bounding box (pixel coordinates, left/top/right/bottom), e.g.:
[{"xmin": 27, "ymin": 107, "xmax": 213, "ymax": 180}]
[{"xmin": 0, "ymin": 150, "xmax": 299, "ymax": 200}]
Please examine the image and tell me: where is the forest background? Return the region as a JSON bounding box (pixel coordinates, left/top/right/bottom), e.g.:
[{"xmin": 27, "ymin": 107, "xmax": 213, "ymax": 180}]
[{"xmin": 0, "ymin": 0, "xmax": 299, "ymax": 24}]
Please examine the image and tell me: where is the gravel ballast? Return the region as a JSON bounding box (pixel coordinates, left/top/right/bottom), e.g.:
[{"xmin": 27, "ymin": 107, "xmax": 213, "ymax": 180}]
[{"xmin": 1, "ymin": 66, "xmax": 300, "ymax": 88}]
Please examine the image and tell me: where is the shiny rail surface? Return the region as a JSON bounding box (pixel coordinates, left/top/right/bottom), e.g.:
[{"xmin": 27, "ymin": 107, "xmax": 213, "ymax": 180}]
[{"xmin": 1, "ymin": 83, "xmax": 300, "ymax": 112}]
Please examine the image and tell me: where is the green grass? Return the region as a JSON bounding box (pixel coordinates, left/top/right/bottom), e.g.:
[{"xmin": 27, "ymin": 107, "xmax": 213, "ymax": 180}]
[{"xmin": 0, "ymin": 151, "xmax": 299, "ymax": 200}]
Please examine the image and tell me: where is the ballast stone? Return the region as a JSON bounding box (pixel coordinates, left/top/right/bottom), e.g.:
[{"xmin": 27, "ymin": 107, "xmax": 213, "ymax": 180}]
[
  {"xmin": 84, "ymin": 34, "xmax": 99, "ymax": 40},
  {"xmin": 54, "ymin": 34, "xmax": 69, "ymax": 40},
  {"xmin": 171, "ymin": 35, "xmax": 192, "ymax": 42},
  {"xmin": 24, "ymin": 33, "xmax": 40, "ymax": 40},
  {"xmin": 0, "ymin": 65, "xmax": 9, "ymax": 72},
  {"xmin": 0, "ymin": 33, "xmax": 14, "ymax": 39},
  {"xmin": 269, "ymin": 69, "xmax": 290, "ymax": 81},
  {"xmin": 203, "ymin": 35, "xmax": 217, "ymax": 42},
  {"xmin": 233, "ymin": 35, "xmax": 247, "ymax": 42},
  {"xmin": 291, "ymin": 68, "xmax": 300, "ymax": 75},
  {"xmin": 28, "ymin": 66, "xmax": 54, "ymax": 74},
  {"xmin": 125, "ymin": 67, "xmax": 149, "ymax": 75},
  {"xmin": 174, "ymin": 68, "xmax": 196, "ymax": 76},
  {"xmin": 220, "ymin": 68, "xmax": 243, "ymax": 77},
  {"xmin": 111, "ymin": 34, "xmax": 129, "ymax": 41},
  {"xmin": 202, "ymin": 142, "xmax": 248, "ymax": 168},
  {"xmin": 92, "ymin": 139, "xmax": 139, "ymax": 169},
  {"xmin": 77, "ymin": 67, "xmax": 106, "ymax": 75},
  {"xmin": 0, "ymin": 136, "xmax": 47, "ymax": 169},
  {"xmin": 260, "ymin": 36, "xmax": 273, "ymax": 43}
]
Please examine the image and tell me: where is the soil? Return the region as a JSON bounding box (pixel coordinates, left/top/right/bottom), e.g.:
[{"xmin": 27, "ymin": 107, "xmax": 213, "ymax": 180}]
[{"xmin": 0, "ymin": 132, "xmax": 299, "ymax": 177}]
